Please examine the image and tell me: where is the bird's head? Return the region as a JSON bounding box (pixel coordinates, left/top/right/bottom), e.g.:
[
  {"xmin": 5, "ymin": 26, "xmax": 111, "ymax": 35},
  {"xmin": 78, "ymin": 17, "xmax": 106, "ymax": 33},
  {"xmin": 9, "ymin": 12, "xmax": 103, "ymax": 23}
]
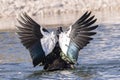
[{"xmin": 56, "ymin": 27, "xmax": 63, "ymax": 38}]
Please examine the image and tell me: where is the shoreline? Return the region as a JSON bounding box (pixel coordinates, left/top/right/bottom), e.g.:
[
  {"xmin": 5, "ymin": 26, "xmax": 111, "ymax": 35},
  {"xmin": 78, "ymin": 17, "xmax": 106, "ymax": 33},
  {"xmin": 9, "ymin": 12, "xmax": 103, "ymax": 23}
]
[{"xmin": 0, "ymin": 23, "xmax": 120, "ymax": 32}]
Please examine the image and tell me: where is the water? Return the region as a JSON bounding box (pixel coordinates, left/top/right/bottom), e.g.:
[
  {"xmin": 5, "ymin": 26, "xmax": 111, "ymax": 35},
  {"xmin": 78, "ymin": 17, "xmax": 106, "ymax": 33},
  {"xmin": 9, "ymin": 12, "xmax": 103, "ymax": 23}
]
[{"xmin": 0, "ymin": 24, "xmax": 120, "ymax": 80}]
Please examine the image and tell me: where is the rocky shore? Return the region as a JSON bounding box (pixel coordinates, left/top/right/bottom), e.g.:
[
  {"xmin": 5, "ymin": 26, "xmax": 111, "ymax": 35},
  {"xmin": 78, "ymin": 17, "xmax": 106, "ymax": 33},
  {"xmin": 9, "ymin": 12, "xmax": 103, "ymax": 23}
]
[{"xmin": 0, "ymin": 0, "xmax": 120, "ymax": 31}]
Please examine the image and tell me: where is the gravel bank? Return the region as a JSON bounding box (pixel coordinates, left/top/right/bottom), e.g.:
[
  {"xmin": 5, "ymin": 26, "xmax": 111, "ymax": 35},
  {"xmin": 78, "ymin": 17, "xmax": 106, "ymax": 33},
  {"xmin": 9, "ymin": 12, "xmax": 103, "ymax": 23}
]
[{"xmin": 0, "ymin": 0, "xmax": 120, "ymax": 31}]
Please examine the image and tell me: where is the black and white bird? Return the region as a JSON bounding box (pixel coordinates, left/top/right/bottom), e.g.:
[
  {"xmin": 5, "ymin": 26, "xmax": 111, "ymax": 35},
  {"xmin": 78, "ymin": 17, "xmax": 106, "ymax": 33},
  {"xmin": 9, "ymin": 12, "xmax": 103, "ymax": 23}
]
[{"xmin": 16, "ymin": 11, "xmax": 98, "ymax": 71}]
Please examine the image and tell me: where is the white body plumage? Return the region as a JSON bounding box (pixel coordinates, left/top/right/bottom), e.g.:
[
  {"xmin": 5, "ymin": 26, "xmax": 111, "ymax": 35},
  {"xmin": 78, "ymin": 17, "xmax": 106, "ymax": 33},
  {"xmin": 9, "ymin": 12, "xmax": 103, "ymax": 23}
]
[
  {"xmin": 59, "ymin": 26, "xmax": 72, "ymax": 55},
  {"xmin": 41, "ymin": 31, "xmax": 57, "ymax": 56}
]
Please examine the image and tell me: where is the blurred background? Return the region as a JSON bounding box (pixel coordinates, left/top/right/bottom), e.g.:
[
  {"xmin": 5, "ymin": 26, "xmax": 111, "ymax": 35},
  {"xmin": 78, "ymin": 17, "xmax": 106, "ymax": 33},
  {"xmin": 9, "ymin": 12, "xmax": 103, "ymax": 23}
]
[{"xmin": 0, "ymin": 0, "xmax": 120, "ymax": 31}]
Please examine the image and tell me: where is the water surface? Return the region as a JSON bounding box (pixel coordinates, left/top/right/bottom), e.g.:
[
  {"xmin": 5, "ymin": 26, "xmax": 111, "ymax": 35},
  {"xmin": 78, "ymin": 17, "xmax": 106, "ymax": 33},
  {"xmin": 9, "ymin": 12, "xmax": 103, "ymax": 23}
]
[{"xmin": 0, "ymin": 24, "xmax": 120, "ymax": 80}]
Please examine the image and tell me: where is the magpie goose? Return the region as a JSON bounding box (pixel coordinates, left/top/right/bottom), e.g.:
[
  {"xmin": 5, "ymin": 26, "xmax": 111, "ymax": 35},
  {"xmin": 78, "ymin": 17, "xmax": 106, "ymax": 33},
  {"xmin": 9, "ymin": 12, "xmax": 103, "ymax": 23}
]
[{"xmin": 16, "ymin": 11, "xmax": 98, "ymax": 71}]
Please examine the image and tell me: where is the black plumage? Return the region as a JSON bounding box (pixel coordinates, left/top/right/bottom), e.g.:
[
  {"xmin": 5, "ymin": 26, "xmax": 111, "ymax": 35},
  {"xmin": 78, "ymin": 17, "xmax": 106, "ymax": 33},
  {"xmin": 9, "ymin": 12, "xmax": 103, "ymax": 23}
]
[
  {"xmin": 70, "ymin": 11, "xmax": 98, "ymax": 49},
  {"xmin": 16, "ymin": 11, "xmax": 98, "ymax": 71},
  {"xmin": 17, "ymin": 13, "xmax": 49, "ymax": 67}
]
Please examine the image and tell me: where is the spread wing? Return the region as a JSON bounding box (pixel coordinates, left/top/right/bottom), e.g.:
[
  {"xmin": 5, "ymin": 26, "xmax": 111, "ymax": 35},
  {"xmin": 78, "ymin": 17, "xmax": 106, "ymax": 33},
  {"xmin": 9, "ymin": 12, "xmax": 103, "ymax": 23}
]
[
  {"xmin": 59, "ymin": 11, "xmax": 98, "ymax": 63},
  {"xmin": 16, "ymin": 13, "xmax": 56, "ymax": 67}
]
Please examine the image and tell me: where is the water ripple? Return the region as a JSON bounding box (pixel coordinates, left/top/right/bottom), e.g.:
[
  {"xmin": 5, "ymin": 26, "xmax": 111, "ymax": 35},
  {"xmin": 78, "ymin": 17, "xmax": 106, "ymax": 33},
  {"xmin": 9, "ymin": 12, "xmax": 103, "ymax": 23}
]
[{"xmin": 0, "ymin": 24, "xmax": 120, "ymax": 80}]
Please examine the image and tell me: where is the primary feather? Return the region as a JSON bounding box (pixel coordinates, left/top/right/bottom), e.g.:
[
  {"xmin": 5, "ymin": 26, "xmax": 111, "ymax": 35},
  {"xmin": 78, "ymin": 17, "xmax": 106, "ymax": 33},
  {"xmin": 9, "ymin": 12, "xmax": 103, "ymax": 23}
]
[
  {"xmin": 59, "ymin": 11, "xmax": 98, "ymax": 63},
  {"xmin": 16, "ymin": 13, "xmax": 57, "ymax": 67}
]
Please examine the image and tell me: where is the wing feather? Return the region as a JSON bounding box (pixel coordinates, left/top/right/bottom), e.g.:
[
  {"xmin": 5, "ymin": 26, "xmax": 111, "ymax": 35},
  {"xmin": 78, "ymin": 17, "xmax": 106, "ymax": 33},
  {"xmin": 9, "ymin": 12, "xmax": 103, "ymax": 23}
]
[
  {"xmin": 59, "ymin": 11, "xmax": 98, "ymax": 63},
  {"xmin": 17, "ymin": 13, "xmax": 43, "ymax": 49},
  {"xmin": 16, "ymin": 13, "xmax": 55, "ymax": 67},
  {"xmin": 70, "ymin": 11, "xmax": 98, "ymax": 49},
  {"xmin": 80, "ymin": 25, "xmax": 98, "ymax": 31}
]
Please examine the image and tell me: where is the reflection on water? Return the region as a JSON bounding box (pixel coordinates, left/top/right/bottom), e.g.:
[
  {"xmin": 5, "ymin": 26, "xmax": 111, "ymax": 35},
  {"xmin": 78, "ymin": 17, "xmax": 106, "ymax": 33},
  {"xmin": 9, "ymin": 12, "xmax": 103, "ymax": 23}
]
[{"xmin": 0, "ymin": 24, "xmax": 120, "ymax": 80}]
